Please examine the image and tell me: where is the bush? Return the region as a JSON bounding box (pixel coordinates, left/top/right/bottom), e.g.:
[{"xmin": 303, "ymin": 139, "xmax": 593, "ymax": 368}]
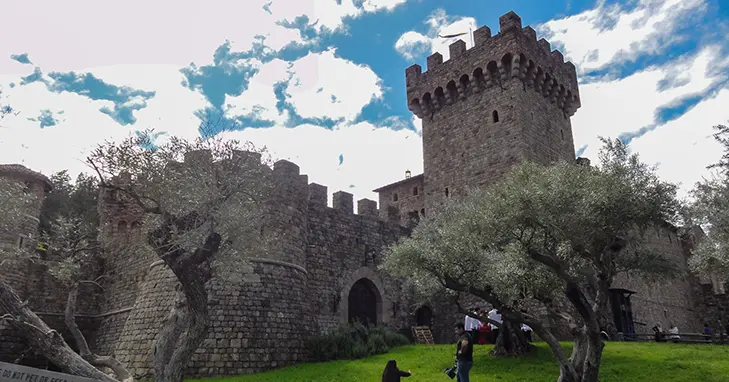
[{"xmin": 308, "ymin": 322, "xmax": 410, "ymax": 362}]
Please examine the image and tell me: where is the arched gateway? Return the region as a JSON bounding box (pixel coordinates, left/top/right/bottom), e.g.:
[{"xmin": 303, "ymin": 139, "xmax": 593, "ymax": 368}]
[
  {"xmin": 340, "ymin": 267, "xmax": 391, "ymax": 326},
  {"xmin": 348, "ymin": 278, "xmax": 379, "ymax": 325}
]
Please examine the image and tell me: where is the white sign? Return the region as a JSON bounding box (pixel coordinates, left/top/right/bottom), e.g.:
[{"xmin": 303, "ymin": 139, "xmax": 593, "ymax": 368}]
[{"xmin": 0, "ymin": 361, "xmax": 99, "ymax": 382}]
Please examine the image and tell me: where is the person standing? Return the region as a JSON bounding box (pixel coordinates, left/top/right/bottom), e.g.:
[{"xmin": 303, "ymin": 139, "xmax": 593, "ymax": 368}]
[
  {"xmin": 454, "ymin": 322, "xmax": 473, "ymax": 382},
  {"xmin": 488, "ymin": 308, "xmax": 502, "ymax": 343}
]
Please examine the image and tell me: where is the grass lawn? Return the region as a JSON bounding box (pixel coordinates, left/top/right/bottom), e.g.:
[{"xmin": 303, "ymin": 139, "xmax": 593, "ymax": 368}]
[{"xmin": 191, "ymin": 342, "xmax": 729, "ymax": 382}]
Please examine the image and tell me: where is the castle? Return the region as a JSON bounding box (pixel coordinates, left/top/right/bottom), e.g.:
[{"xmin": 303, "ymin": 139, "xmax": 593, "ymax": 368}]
[{"xmin": 0, "ymin": 10, "xmax": 725, "ymax": 378}]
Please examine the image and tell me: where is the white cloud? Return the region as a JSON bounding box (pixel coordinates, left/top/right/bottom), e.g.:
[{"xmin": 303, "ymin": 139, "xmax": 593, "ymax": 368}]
[
  {"xmin": 629, "ymin": 88, "xmax": 729, "ymax": 197},
  {"xmin": 269, "ymin": 0, "xmax": 409, "ymax": 34},
  {"xmin": 0, "ymin": 56, "xmax": 398, "ymax": 206},
  {"xmin": 0, "ymin": 64, "xmax": 209, "ymax": 178},
  {"xmin": 573, "ymin": 47, "xmax": 719, "ymax": 153},
  {"xmin": 538, "ymin": 0, "xmax": 707, "ymax": 74},
  {"xmin": 394, "ymin": 32, "xmax": 431, "ymax": 60},
  {"xmin": 219, "ymin": 122, "xmax": 422, "ymax": 204},
  {"xmin": 395, "ymin": 9, "xmax": 477, "ymax": 62},
  {"xmin": 225, "ymin": 59, "xmax": 292, "ymax": 125},
  {"xmin": 0, "ymin": 0, "xmax": 306, "ymax": 73},
  {"xmin": 285, "ymin": 49, "xmax": 383, "ymax": 122}
]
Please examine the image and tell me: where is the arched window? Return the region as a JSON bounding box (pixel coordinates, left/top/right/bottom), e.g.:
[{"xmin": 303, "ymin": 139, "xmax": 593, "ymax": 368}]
[
  {"xmin": 393, "ymin": 193, "xmax": 399, "ymax": 202},
  {"xmin": 445, "ymin": 188, "xmax": 449, "ymax": 197},
  {"xmin": 492, "ymin": 110, "xmax": 500, "ymax": 123}
]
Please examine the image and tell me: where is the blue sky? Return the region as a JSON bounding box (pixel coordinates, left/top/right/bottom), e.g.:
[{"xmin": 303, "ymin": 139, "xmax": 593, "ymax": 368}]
[{"xmin": 1, "ymin": 0, "xmax": 728, "ymax": 204}]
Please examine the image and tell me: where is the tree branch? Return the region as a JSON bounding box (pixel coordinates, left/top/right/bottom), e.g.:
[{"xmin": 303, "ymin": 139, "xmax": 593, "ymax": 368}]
[
  {"xmin": 65, "ymin": 283, "xmax": 134, "ymax": 382},
  {"xmin": 0, "ymin": 280, "xmax": 118, "ymax": 382}
]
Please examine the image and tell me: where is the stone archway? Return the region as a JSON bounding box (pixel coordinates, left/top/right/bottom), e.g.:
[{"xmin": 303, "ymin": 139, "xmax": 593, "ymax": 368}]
[
  {"xmin": 348, "ymin": 278, "xmax": 379, "ymax": 326},
  {"xmin": 340, "ymin": 267, "xmax": 391, "ymax": 326},
  {"xmin": 415, "ymin": 305, "xmax": 434, "ymax": 326}
]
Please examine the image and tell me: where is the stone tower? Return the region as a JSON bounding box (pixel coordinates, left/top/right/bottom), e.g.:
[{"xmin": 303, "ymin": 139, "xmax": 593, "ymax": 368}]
[
  {"xmin": 0, "ymin": 164, "xmax": 52, "ymax": 364},
  {"xmin": 405, "ymin": 11, "xmax": 581, "ymax": 211}
]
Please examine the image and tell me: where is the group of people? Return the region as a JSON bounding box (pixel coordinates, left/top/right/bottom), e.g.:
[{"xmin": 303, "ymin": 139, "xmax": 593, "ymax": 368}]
[
  {"xmin": 382, "ymin": 322, "xmax": 476, "ymax": 382},
  {"xmin": 651, "ymin": 322, "xmax": 681, "ymax": 342},
  {"xmin": 465, "ymin": 307, "xmax": 533, "ymax": 344},
  {"xmin": 381, "ymin": 307, "xmax": 535, "ymax": 382}
]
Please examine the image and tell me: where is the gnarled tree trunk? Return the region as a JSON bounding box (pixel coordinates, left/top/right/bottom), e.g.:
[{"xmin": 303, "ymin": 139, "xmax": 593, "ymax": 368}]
[
  {"xmin": 0, "ymin": 280, "xmax": 118, "ymax": 382},
  {"xmin": 148, "ymin": 222, "xmax": 222, "ymax": 382},
  {"xmin": 490, "ymin": 319, "xmax": 533, "ymax": 356}
]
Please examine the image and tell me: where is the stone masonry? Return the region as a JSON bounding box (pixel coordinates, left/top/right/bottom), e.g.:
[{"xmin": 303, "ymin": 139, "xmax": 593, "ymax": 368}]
[{"xmin": 0, "ymin": 10, "xmax": 721, "ymax": 378}]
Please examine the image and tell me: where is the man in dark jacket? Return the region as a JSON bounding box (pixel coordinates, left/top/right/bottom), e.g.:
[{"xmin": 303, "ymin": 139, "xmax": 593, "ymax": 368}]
[{"xmin": 454, "ymin": 322, "xmax": 473, "ymax": 382}]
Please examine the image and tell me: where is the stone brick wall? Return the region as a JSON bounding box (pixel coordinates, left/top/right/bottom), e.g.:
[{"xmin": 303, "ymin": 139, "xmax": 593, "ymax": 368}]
[
  {"xmin": 305, "ymin": 191, "xmax": 412, "ymax": 334},
  {"xmin": 375, "ymin": 175, "xmax": 425, "ymax": 227},
  {"xmin": 112, "ymin": 262, "xmax": 177, "ymax": 378},
  {"xmin": 694, "ymin": 281, "xmax": 729, "ymax": 337},
  {"xmin": 612, "ymin": 225, "xmax": 701, "ymax": 334}
]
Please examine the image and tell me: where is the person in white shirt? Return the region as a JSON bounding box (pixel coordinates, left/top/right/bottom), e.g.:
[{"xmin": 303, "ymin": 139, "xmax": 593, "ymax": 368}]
[
  {"xmin": 668, "ymin": 324, "xmax": 680, "ymax": 342},
  {"xmin": 521, "ymin": 323, "xmax": 533, "ymax": 342},
  {"xmin": 464, "ymin": 308, "xmax": 483, "ymax": 343},
  {"xmin": 487, "ymin": 308, "xmax": 502, "ymax": 343}
]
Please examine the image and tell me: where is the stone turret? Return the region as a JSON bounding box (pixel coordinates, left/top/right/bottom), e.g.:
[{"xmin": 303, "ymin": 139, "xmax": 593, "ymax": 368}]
[
  {"xmin": 0, "ymin": 164, "xmax": 52, "ymax": 365},
  {"xmin": 405, "ymin": 10, "xmax": 581, "ymax": 212}
]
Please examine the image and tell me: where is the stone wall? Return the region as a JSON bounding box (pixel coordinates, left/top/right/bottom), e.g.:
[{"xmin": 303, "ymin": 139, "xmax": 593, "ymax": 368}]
[
  {"xmin": 305, "ymin": 188, "xmax": 412, "ymax": 335},
  {"xmin": 612, "ymin": 225, "xmax": 701, "ymax": 334},
  {"xmin": 374, "ymin": 175, "xmax": 425, "ymax": 226}
]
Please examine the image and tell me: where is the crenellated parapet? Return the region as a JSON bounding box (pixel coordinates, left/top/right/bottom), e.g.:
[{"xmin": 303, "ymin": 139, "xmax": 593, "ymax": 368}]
[
  {"xmin": 406, "ymin": 11, "xmax": 580, "ymax": 120},
  {"xmin": 306, "ymin": 182, "xmax": 384, "ymax": 218}
]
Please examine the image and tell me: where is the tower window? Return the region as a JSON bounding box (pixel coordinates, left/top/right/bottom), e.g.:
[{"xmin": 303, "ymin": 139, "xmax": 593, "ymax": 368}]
[
  {"xmin": 445, "ymin": 188, "xmax": 449, "ymax": 197},
  {"xmin": 413, "ymin": 187, "xmax": 418, "ymax": 196},
  {"xmin": 393, "ymin": 193, "xmax": 399, "ymax": 202},
  {"xmin": 492, "ymin": 110, "xmax": 499, "ymax": 123}
]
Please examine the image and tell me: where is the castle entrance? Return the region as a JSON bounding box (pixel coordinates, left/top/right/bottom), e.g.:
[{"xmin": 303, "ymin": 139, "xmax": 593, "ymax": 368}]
[
  {"xmin": 348, "ymin": 278, "xmax": 379, "ymax": 326},
  {"xmin": 415, "ymin": 305, "xmax": 433, "ymax": 326}
]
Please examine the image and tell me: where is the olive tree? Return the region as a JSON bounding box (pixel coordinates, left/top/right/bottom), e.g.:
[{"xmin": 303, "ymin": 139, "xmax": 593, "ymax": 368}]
[
  {"xmin": 85, "ymin": 127, "xmax": 273, "ymax": 382},
  {"xmin": 684, "ymin": 125, "xmax": 729, "ymax": 280},
  {"xmin": 383, "ymin": 138, "xmax": 681, "ymax": 382},
  {"xmin": 2, "ymin": 126, "xmax": 272, "ymax": 382}
]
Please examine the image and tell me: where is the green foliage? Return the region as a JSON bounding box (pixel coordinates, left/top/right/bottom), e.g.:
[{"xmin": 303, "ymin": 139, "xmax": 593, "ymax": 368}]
[
  {"xmin": 307, "ymin": 322, "xmax": 409, "ymax": 362},
  {"xmin": 685, "ymin": 125, "xmax": 729, "ymax": 279},
  {"xmin": 191, "ymin": 342, "xmax": 729, "ymax": 382},
  {"xmin": 383, "ymin": 138, "xmax": 681, "ymax": 308}
]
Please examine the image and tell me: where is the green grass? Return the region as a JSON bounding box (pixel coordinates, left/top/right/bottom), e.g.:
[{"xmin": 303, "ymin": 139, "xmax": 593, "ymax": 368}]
[{"xmin": 191, "ymin": 342, "xmax": 729, "ymax": 382}]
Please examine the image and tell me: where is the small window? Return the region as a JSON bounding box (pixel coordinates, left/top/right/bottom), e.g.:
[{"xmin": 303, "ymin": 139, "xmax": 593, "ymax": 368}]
[
  {"xmin": 393, "ymin": 193, "xmax": 399, "ymax": 202},
  {"xmin": 492, "ymin": 110, "xmax": 499, "ymax": 123},
  {"xmin": 560, "ymin": 129, "xmax": 564, "ymax": 140},
  {"xmin": 413, "ymin": 187, "xmax": 418, "ymax": 196},
  {"xmin": 669, "ymin": 234, "xmax": 672, "ymax": 244},
  {"xmin": 420, "ymin": 208, "xmax": 425, "ymax": 216},
  {"xmin": 445, "ymin": 188, "xmax": 449, "ymax": 197}
]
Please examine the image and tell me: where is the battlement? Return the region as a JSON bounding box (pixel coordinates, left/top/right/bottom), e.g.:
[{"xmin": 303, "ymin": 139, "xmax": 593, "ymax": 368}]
[
  {"xmin": 306, "ymin": 182, "xmax": 383, "ymax": 218},
  {"xmin": 405, "ymin": 10, "xmax": 580, "ymax": 120}
]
